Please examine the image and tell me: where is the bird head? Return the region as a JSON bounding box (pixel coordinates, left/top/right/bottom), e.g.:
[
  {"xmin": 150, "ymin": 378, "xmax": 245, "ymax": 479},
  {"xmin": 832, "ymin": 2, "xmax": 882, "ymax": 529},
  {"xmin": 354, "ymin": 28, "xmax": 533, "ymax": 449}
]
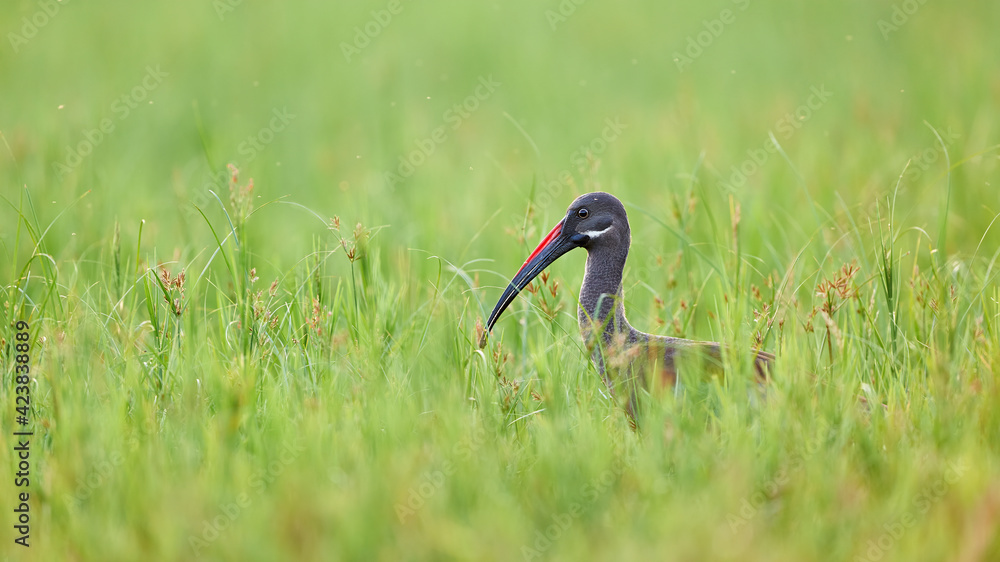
[{"xmin": 485, "ymin": 192, "xmax": 630, "ymax": 332}]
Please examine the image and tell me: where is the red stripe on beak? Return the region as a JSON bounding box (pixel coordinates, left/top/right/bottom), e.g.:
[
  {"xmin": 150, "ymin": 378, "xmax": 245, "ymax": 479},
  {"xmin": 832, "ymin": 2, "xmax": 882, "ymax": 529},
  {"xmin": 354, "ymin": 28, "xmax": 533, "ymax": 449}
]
[{"xmin": 516, "ymin": 220, "xmax": 563, "ymax": 275}]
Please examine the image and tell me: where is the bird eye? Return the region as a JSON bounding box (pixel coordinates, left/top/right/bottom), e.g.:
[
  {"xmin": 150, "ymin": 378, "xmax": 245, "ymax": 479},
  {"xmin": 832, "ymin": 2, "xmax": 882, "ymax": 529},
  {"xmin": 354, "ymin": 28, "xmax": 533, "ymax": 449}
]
[{"xmin": 577, "ymin": 208, "xmax": 589, "ymax": 219}]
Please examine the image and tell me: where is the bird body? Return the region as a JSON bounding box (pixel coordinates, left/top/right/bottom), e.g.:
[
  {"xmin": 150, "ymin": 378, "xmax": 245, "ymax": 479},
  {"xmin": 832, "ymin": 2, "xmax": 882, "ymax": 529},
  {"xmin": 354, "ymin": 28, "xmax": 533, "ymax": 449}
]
[{"xmin": 486, "ymin": 192, "xmax": 772, "ymax": 418}]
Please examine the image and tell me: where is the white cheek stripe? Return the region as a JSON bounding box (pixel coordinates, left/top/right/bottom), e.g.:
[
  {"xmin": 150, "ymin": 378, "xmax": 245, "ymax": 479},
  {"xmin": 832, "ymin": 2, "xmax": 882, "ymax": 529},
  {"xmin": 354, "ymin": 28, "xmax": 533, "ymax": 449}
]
[{"xmin": 579, "ymin": 226, "xmax": 613, "ymax": 238}]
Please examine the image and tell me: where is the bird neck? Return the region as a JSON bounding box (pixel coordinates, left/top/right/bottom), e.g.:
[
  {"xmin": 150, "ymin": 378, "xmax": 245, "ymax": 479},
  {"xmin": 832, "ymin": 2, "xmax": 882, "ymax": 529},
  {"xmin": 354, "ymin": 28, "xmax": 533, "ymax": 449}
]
[{"xmin": 578, "ymin": 243, "xmax": 634, "ymax": 345}]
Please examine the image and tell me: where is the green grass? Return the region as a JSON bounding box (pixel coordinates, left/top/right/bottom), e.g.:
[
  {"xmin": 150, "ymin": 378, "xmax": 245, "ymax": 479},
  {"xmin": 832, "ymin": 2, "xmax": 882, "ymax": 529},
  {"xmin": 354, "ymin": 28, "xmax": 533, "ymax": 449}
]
[{"xmin": 2, "ymin": 0, "xmax": 1000, "ymax": 560}]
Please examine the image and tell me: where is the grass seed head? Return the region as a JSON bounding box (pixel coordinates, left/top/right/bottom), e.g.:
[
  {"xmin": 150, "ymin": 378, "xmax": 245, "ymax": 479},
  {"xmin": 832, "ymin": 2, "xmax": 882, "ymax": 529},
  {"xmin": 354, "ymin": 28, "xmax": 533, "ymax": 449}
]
[{"xmin": 475, "ymin": 317, "xmax": 487, "ymax": 349}]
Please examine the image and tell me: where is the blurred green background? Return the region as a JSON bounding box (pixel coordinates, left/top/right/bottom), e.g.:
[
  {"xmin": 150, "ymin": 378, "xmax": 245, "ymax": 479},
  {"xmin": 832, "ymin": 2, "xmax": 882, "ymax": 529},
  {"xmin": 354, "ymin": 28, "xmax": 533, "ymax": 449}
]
[
  {"xmin": 4, "ymin": 0, "xmax": 998, "ymax": 274},
  {"xmin": 2, "ymin": 0, "xmax": 1000, "ymax": 560}
]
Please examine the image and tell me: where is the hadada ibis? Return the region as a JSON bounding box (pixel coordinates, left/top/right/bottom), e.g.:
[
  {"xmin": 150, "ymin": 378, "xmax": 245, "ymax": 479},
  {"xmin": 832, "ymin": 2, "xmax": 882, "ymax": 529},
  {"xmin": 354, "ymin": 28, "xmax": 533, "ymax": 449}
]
[{"xmin": 485, "ymin": 192, "xmax": 773, "ymax": 418}]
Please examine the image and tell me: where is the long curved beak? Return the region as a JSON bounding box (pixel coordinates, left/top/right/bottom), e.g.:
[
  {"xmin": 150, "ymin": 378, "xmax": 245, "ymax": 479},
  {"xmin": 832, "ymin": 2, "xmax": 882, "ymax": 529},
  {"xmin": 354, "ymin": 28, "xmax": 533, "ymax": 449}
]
[{"xmin": 486, "ymin": 219, "xmax": 578, "ymax": 331}]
